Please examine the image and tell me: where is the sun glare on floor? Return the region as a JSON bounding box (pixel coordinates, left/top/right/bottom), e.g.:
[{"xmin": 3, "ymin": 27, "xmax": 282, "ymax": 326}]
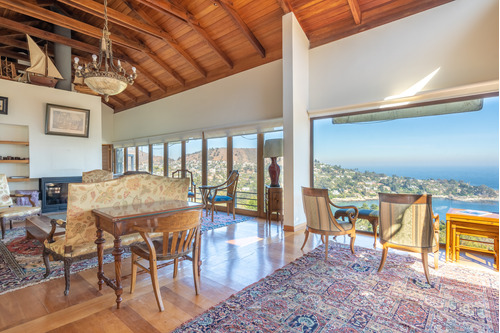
[{"xmin": 227, "ymin": 236, "xmax": 263, "ymax": 246}]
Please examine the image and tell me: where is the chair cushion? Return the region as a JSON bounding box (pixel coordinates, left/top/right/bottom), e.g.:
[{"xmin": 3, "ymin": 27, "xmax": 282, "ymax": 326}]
[
  {"xmin": 188, "ymin": 191, "xmax": 195, "ymax": 197},
  {"xmin": 0, "ymin": 206, "xmax": 41, "ymax": 218},
  {"xmin": 208, "ymin": 195, "xmax": 232, "ymax": 202}
]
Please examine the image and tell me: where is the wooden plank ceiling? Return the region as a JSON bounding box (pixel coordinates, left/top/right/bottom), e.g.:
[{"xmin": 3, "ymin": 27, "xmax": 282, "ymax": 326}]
[{"xmin": 0, "ymin": 0, "xmax": 452, "ymax": 112}]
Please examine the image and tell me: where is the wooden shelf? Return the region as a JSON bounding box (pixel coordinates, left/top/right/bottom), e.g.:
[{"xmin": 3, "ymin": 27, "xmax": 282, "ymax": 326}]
[
  {"xmin": 0, "ymin": 140, "xmax": 29, "ymax": 146},
  {"xmin": 8, "ymin": 178, "xmax": 36, "ymax": 183},
  {"xmin": 0, "ymin": 160, "xmax": 29, "ymax": 164}
]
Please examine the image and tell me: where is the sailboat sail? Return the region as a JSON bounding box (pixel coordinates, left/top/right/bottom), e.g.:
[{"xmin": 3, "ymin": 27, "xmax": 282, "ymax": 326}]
[{"xmin": 25, "ymin": 35, "xmax": 63, "ymax": 79}]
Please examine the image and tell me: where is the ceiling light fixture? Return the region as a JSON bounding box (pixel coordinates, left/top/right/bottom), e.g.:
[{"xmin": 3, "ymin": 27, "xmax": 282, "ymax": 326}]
[{"xmin": 73, "ymin": 0, "xmax": 136, "ymax": 102}]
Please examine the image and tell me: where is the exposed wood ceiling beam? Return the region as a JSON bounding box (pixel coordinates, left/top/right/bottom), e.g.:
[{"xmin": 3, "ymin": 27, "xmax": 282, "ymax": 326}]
[
  {"xmin": 0, "ymin": 0, "xmax": 146, "ymax": 52},
  {"xmin": 137, "ymin": 0, "xmax": 233, "ymax": 69},
  {"xmin": 57, "ymin": 0, "xmax": 206, "ymax": 78},
  {"xmin": 216, "ymin": 0, "xmax": 265, "ymax": 58},
  {"xmin": 276, "ymin": 0, "xmax": 292, "ymax": 14},
  {"xmin": 347, "ymin": 0, "xmax": 362, "ymax": 25},
  {"xmin": 0, "ymin": 48, "xmax": 29, "ymax": 61},
  {"xmin": 122, "ymin": 0, "xmax": 207, "ymax": 78}
]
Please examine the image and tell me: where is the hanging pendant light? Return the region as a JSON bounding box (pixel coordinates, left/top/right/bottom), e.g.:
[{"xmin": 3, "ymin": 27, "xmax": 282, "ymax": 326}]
[{"xmin": 73, "ymin": 0, "xmax": 137, "ymax": 102}]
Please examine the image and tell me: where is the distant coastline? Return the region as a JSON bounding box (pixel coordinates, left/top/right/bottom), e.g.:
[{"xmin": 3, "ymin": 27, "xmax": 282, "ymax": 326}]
[{"xmin": 336, "ymin": 195, "xmax": 499, "ymax": 203}]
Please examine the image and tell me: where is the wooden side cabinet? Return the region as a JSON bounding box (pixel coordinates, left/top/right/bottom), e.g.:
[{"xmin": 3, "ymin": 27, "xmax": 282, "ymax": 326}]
[{"xmin": 266, "ymin": 185, "xmax": 283, "ymax": 227}]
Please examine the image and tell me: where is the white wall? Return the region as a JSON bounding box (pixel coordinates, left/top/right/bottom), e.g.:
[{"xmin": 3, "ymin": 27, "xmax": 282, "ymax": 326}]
[
  {"xmin": 101, "ymin": 103, "xmax": 114, "ymax": 144},
  {"xmin": 0, "ymin": 79, "xmax": 102, "ymax": 178},
  {"xmin": 113, "ymin": 60, "xmax": 283, "ymax": 142},
  {"xmin": 309, "ymin": 0, "xmax": 499, "ymax": 111},
  {"xmin": 282, "ymin": 12, "xmax": 310, "ymax": 228}
]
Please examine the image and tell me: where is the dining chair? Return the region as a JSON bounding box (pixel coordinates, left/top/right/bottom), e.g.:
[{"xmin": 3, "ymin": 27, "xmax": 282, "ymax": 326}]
[
  {"xmin": 301, "ymin": 187, "xmax": 358, "ymax": 259},
  {"xmin": 0, "ymin": 174, "xmax": 41, "ymax": 239},
  {"xmin": 82, "ymin": 169, "xmax": 113, "ymax": 183},
  {"xmin": 378, "ymin": 193, "xmax": 440, "ymax": 284},
  {"xmin": 172, "ymin": 169, "xmax": 196, "ymax": 201},
  {"xmin": 129, "ymin": 209, "xmax": 202, "ymax": 312},
  {"xmin": 206, "ymin": 170, "xmax": 239, "ymax": 222}
]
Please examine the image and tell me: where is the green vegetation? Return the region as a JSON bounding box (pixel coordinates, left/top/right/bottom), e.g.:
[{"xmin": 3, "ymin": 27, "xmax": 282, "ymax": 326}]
[{"xmin": 314, "ymin": 160, "xmax": 498, "ymax": 201}]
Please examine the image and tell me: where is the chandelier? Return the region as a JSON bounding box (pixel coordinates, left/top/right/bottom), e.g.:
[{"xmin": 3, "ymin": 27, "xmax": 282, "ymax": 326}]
[{"xmin": 73, "ymin": 0, "xmax": 136, "ymax": 102}]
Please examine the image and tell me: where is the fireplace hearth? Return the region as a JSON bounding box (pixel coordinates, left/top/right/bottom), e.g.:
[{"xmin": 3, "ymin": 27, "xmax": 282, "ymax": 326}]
[{"xmin": 39, "ymin": 176, "xmax": 82, "ymax": 213}]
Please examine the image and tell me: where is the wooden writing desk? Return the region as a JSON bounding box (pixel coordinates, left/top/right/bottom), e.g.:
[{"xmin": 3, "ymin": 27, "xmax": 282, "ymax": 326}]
[
  {"xmin": 93, "ymin": 200, "xmax": 203, "ymax": 308},
  {"xmin": 445, "ymin": 208, "xmax": 499, "ymax": 270}
]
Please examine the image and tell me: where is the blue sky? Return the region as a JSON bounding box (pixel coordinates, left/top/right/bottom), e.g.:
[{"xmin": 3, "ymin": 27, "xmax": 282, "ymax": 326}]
[{"xmin": 314, "ymin": 97, "xmax": 499, "ymax": 169}]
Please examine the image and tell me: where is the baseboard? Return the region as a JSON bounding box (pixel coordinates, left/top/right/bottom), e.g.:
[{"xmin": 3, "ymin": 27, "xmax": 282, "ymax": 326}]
[{"xmin": 283, "ymin": 222, "xmax": 306, "ymax": 232}]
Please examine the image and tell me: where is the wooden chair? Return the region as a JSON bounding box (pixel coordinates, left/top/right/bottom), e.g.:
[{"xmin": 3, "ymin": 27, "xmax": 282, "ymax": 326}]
[
  {"xmin": 301, "ymin": 187, "xmax": 358, "ymax": 259},
  {"xmin": 172, "ymin": 169, "xmax": 196, "ymax": 201},
  {"xmin": 206, "ymin": 170, "xmax": 239, "ymax": 222},
  {"xmin": 0, "ymin": 174, "xmax": 41, "ymax": 239},
  {"xmin": 377, "ymin": 193, "xmax": 440, "ymax": 284},
  {"xmin": 130, "ymin": 210, "xmax": 202, "ymax": 312},
  {"xmin": 82, "ymin": 169, "xmax": 113, "ymax": 183}
]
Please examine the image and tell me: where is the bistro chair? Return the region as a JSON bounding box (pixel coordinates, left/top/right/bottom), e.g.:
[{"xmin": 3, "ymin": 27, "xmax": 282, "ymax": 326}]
[
  {"xmin": 82, "ymin": 169, "xmax": 113, "ymax": 183},
  {"xmin": 301, "ymin": 187, "xmax": 358, "ymax": 259},
  {"xmin": 172, "ymin": 169, "xmax": 196, "ymax": 201},
  {"xmin": 378, "ymin": 193, "xmax": 440, "ymax": 284},
  {"xmin": 205, "ymin": 170, "xmax": 239, "ymax": 222},
  {"xmin": 129, "ymin": 210, "xmax": 202, "ymax": 312},
  {"xmin": 0, "ymin": 174, "xmax": 41, "ymax": 239}
]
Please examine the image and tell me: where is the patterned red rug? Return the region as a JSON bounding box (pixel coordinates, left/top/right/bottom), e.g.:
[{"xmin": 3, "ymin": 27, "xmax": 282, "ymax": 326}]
[
  {"xmin": 0, "ymin": 212, "xmax": 251, "ymax": 295},
  {"xmin": 174, "ymin": 243, "xmax": 499, "ymax": 332}
]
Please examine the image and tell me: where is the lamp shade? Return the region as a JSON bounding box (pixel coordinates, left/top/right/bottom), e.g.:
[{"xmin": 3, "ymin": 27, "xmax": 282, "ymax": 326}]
[{"xmin": 264, "ymin": 138, "xmax": 283, "ymax": 158}]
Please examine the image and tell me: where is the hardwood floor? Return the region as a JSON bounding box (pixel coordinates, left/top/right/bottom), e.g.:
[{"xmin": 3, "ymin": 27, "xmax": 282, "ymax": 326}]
[{"xmin": 0, "ymin": 217, "xmax": 495, "ymax": 333}]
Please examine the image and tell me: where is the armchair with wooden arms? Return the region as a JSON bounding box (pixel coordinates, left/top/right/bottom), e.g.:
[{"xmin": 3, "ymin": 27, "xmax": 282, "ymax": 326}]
[
  {"xmin": 42, "ymin": 174, "xmax": 190, "ymax": 295},
  {"xmin": 0, "ymin": 174, "xmax": 40, "ymax": 239},
  {"xmin": 206, "ymin": 170, "xmax": 239, "ymax": 222},
  {"xmin": 301, "ymin": 187, "xmax": 359, "ymax": 259},
  {"xmin": 377, "ymin": 193, "xmax": 440, "ymax": 284},
  {"xmin": 172, "ymin": 169, "xmax": 196, "ymax": 202}
]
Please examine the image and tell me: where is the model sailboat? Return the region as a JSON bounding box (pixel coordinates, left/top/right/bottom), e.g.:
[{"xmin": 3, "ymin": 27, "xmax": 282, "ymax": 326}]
[{"xmin": 25, "ymin": 35, "xmax": 63, "ymax": 88}]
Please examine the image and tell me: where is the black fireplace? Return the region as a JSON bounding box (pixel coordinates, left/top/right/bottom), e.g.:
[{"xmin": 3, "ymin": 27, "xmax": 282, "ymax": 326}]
[{"xmin": 39, "ymin": 176, "xmax": 82, "ymax": 213}]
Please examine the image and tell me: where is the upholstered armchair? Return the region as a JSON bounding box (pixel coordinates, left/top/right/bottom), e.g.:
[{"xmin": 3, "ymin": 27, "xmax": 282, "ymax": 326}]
[
  {"xmin": 130, "ymin": 210, "xmax": 202, "ymax": 312},
  {"xmin": 0, "ymin": 174, "xmax": 41, "ymax": 239},
  {"xmin": 301, "ymin": 187, "xmax": 358, "ymax": 259},
  {"xmin": 377, "ymin": 193, "xmax": 440, "ymax": 284},
  {"xmin": 172, "ymin": 169, "xmax": 196, "ymax": 201},
  {"xmin": 42, "ymin": 174, "xmax": 190, "ymax": 295},
  {"xmin": 82, "ymin": 169, "xmax": 113, "ymax": 183},
  {"xmin": 205, "ymin": 170, "xmax": 239, "ymax": 222}
]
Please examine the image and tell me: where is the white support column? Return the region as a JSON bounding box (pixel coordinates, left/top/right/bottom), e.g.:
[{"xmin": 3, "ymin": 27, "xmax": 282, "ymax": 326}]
[{"xmin": 282, "ymin": 12, "xmax": 310, "ymax": 230}]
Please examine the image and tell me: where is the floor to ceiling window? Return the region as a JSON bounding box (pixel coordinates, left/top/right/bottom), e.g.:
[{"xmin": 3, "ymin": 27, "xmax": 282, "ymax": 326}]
[
  {"xmin": 206, "ymin": 137, "xmax": 227, "ymax": 185},
  {"xmin": 115, "ymin": 148, "xmax": 124, "ymax": 174},
  {"xmin": 233, "ymin": 134, "xmax": 257, "ymax": 210},
  {"xmin": 126, "ymin": 147, "xmax": 136, "ymax": 171},
  {"xmin": 151, "ymin": 144, "xmax": 164, "ymax": 176},
  {"xmin": 137, "ymin": 145, "xmax": 149, "ymax": 172},
  {"xmin": 186, "ymin": 139, "xmax": 202, "ymax": 202},
  {"xmin": 167, "ymin": 142, "xmax": 182, "ymax": 176},
  {"xmin": 312, "ymin": 95, "xmax": 499, "ymax": 246}
]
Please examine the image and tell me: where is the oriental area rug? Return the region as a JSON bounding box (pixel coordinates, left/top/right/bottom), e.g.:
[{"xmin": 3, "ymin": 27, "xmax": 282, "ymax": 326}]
[
  {"xmin": 174, "ymin": 244, "xmax": 499, "ymax": 333},
  {"xmin": 0, "ymin": 212, "xmax": 251, "ymax": 295}
]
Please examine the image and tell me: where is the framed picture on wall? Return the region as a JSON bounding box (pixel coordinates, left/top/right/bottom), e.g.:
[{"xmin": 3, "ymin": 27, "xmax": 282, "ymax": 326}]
[
  {"xmin": 0, "ymin": 96, "xmax": 8, "ymax": 115},
  {"xmin": 45, "ymin": 104, "xmax": 90, "ymax": 138}
]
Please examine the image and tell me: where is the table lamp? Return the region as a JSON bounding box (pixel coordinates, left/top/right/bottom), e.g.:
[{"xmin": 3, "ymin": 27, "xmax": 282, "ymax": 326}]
[{"xmin": 263, "ymin": 138, "xmax": 283, "ymax": 187}]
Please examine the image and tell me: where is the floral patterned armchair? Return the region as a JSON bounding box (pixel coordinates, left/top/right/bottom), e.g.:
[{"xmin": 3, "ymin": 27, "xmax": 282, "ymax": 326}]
[
  {"xmin": 0, "ymin": 174, "xmax": 41, "ymax": 239},
  {"xmin": 42, "ymin": 174, "xmax": 190, "ymax": 295}
]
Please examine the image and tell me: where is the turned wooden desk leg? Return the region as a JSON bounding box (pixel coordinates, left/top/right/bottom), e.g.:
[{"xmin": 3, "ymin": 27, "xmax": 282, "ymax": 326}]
[
  {"xmin": 95, "ymin": 225, "xmax": 105, "ymax": 291},
  {"xmin": 370, "ymin": 218, "xmax": 378, "ymax": 249},
  {"xmin": 451, "ymin": 225, "xmax": 456, "ymax": 262},
  {"xmin": 113, "ymin": 237, "xmax": 124, "ymax": 309}
]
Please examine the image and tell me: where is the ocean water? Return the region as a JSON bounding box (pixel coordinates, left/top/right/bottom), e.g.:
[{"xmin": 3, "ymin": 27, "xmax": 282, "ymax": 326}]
[
  {"xmin": 352, "ymin": 165, "xmax": 499, "ymax": 190},
  {"xmin": 341, "ymin": 197, "xmax": 499, "ymax": 220}
]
